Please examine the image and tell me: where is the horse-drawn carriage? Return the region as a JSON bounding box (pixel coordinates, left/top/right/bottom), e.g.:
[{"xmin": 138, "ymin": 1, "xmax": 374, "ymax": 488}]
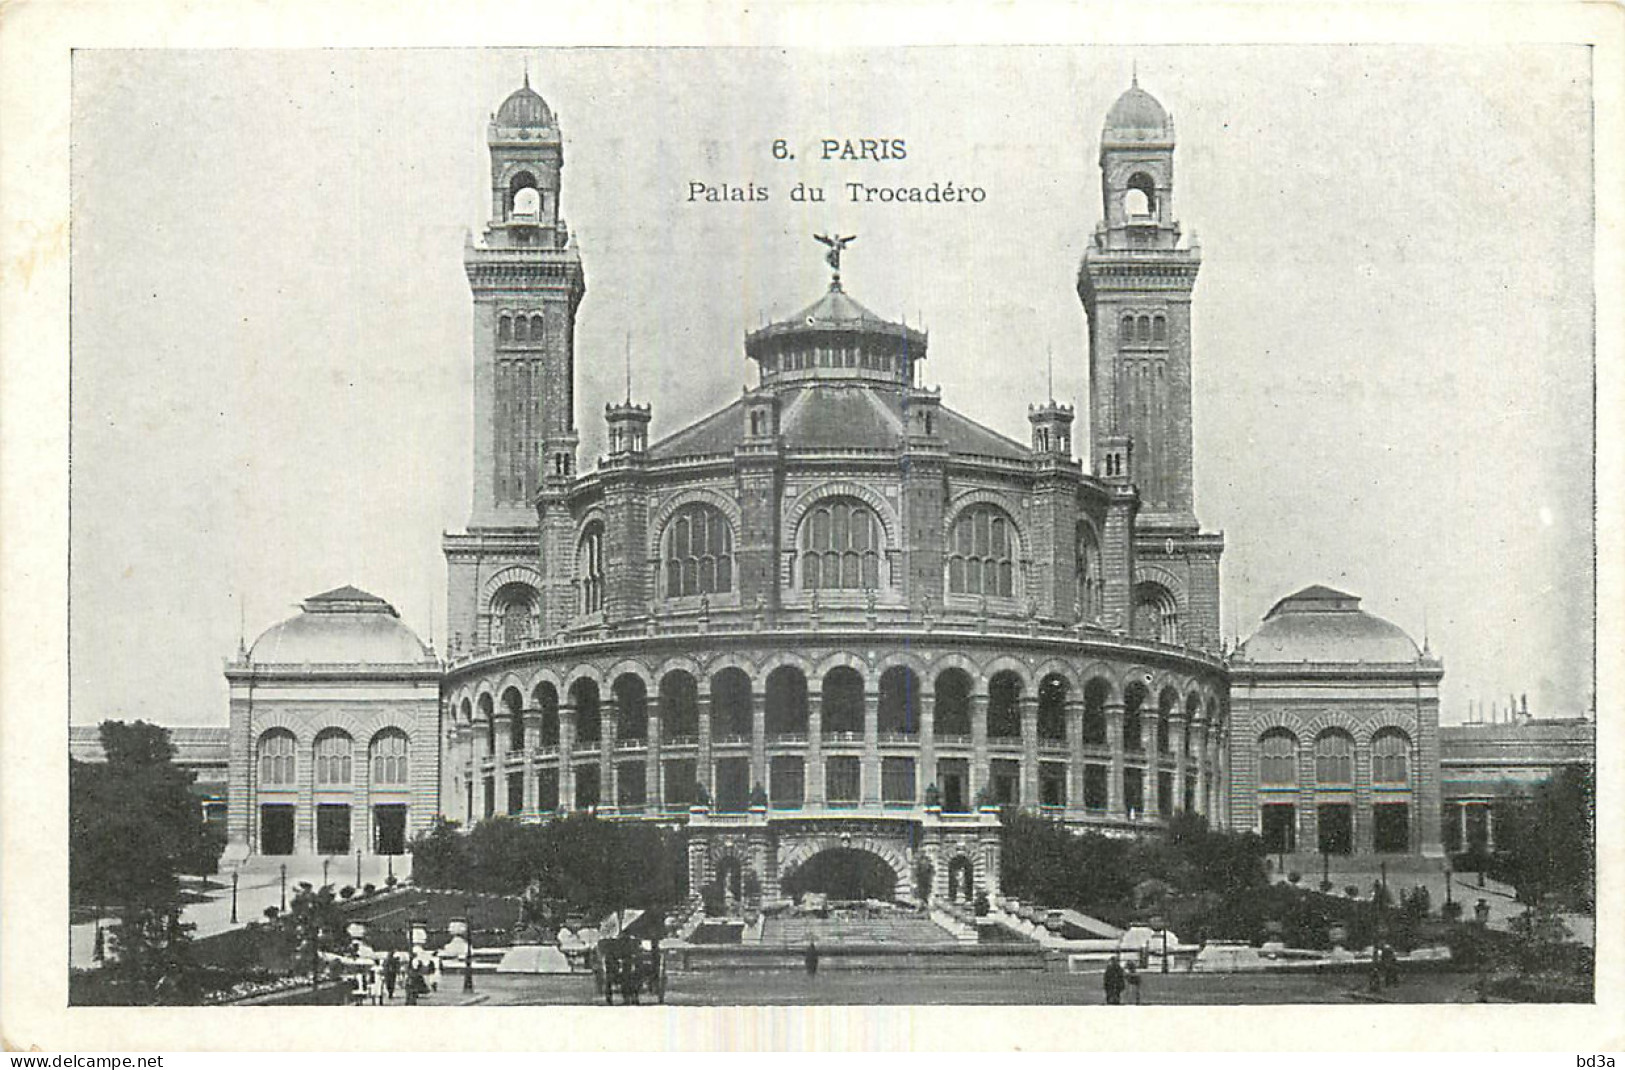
[{"xmin": 593, "ymin": 936, "xmax": 665, "ymax": 1005}]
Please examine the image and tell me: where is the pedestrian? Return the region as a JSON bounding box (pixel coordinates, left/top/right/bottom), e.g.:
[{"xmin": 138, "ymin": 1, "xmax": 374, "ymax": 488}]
[
  {"xmin": 429, "ymin": 955, "xmax": 440, "ymax": 993},
  {"xmin": 383, "ymin": 951, "xmax": 399, "ymax": 1001},
  {"xmin": 1126, "ymin": 961, "xmax": 1142, "ymax": 1004},
  {"xmin": 370, "ymin": 966, "xmax": 385, "ymax": 1006},
  {"xmin": 805, "ymin": 939, "xmax": 820, "ymax": 977},
  {"xmin": 1103, "ymin": 956, "xmax": 1126, "ymax": 1005},
  {"xmin": 351, "ymin": 970, "xmax": 368, "ymax": 1006},
  {"xmin": 405, "ymin": 963, "xmax": 420, "ymax": 1005}
]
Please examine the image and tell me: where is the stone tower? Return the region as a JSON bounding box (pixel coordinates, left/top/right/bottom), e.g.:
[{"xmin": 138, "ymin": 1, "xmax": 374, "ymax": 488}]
[
  {"xmin": 444, "ymin": 77, "xmax": 587, "ymax": 653},
  {"xmin": 1078, "ymin": 79, "xmax": 1222, "ymax": 651}
]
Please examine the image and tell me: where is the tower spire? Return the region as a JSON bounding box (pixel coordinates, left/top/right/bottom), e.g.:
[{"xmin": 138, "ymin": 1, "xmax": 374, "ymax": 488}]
[
  {"xmin": 624, "ymin": 330, "xmax": 633, "ymax": 403},
  {"xmin": 1047, "ymin": 344, "xmax": 1055, "ymax": 402},
  {"xmin": 523, "ymin": 59, "xmax": 530, "ymax": 90},
  {"xmin": 1132, "ymin": 58, "xmax": 1138, "ymax": 87}
]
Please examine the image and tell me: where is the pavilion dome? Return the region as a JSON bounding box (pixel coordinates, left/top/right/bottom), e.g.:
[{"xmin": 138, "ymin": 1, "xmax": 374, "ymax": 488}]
[
  {"xmin": 1235, "ymin": 585, "xmax": 1421, "ymax": 664},
  {"xmin": 248, "ymin": 585, "xmax": 434, "ymax": 665},
  {"xmin": 1104, "ymin": 83, "xmax": 1171, "ymax": 137},
  {"xmin": 496, "ymin": 82, "xmax": 554, "ymax": 127}
]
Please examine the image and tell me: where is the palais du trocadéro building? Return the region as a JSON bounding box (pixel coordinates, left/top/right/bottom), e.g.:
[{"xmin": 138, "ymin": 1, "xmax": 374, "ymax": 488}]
[{"xmin": 210, "ymin": 77, "xmax": 1449, "ymax": 899}]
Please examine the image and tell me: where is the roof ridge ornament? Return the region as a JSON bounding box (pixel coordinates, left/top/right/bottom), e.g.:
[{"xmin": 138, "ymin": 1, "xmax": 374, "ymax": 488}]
[{"xmin": 813, "ymin": 232, "xmax": 857, "ymax": 289}]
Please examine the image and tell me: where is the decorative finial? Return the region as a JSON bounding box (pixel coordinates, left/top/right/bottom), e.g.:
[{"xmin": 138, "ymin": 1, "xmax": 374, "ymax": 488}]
[
  {"xmin": 237, "ymin": 596, "xmax": 246, "ymax": 658},
  {"xmin": 624, "ymin": 330, "xmax": 633, "ymax": 403},
  {"xmin": 813, "ymin": 232, "xmax": 857, "ymax": 288},
  {"xmin": 1421, "ymin": 603, "xmax": 1430, "ymax": 654},
  {"xmin": 523, "ymin": 60, "xmax": 530, "ymax": 90},
  {"xmin": 1132, "ymin": 59, "xmax": 1138, "ymax": 87}
]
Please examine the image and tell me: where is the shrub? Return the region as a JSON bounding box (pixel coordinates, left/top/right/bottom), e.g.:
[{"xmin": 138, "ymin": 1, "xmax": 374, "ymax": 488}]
[
  {"xmin": 339, "ymin": 886, "xmax": 355, "ymax": 900},
  {"xmin": 385, "ymin": 875, "xmax": 398, "ymax": 888},
  {"xmin": 1319, "ymin": 879, "xmax": 1334, "ymax": 893},
  {"xmin": 1345, "ymin": 885, "xmax": 1360, "ymax": 899},
  {"xmin": 1440, "ymin": 900, "xmax": 1464, "ymax": 923},
  {"xmin": 1287, "ymin": 871, "xmax": 1301, "ymax": 884},
  {"xmin": 362, "ymin": 883, "xmax": 377, "ymax": 896}
]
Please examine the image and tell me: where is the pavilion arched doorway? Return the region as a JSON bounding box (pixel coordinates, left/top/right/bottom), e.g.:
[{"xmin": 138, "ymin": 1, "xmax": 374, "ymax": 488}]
[{"xmin": 781, "ymin": 848, "xmax": 898, "ymax": 902}]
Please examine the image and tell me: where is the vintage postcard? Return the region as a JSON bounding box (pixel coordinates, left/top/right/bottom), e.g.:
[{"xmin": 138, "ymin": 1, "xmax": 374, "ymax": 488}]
[{"xmin": 2, "ymin": 0, "xmax": 1620, "ymax": 1054}]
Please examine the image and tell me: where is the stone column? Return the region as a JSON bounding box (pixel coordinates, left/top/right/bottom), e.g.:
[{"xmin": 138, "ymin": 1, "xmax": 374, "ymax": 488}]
[
  {"xmin": 492, "ymin": 710, "xmax": 512, "ymax": 775},
  {"xmin": 862, "ymin": 690, "xmax": 881, "ymax": 806},
  {"xmin": 1354, "ymin": 742, "xmax": 1374, "ymax": 855},
  {"xmin": 600, "ymin": 700, "xmax": 619, "ymax": 814},
  {"xmin": 352, "ymin": 745, "xmax": 370, "ymax": 856},
  {"xmin": 1457, "ymin": 804, "xmax": 1468, "ymax": 850},
  {"xmin": 1298, "ymin": 741, "xmax": 1316, "ymax": 853},
  {"xmin": 297, "ymin": 737, "xmax": 315, "ymax": 854},
  {"xmin": 696, "ymin": 692, "xmax": 714, "ymax": 799},
  {"xmin": 559, "ymin": 706, "xmax": 577, "ymax": 813},
  {"xmin": 1019, "ymin": 696, "xmax": 1039, "ymax": 807},
  {"xmin": 522, "ymin": 709, "xmax": 542, "ymax": 819},
  {"xmin": 1217, "ymin": 728, "xmax": 1232, "ymax": 828},
  {"xmin": 1191, "ymin": 722, "xmax": 1208, "ymax": 816},
  {"xmin": 1171, "ymin": 716, "xmax": 1187, "ymax": 815},
  {"xmin": 807, "ymin": 694, "xmax": 825, "ymax": 807},
  {"xmin": 1145, "ymin": 728, "xmax": 1161, "ymax": 820},
  {"xmin": 970, "ymin": 693, "xmax": 990, "ymax": 804},
  {"xmin": 919, "ymin": 690, "xmax": 937, "ymax": 802},
  {"xmin": 1106, "ymin": 702, "xmax": 1125, "ymax": 819},
  {"xmin": 1484, "ymin": 804, "xmax": 1496, "ymax": 852},
  {"xmin": 1065, "ymin": 700, "xmax": 1085, "ymax": 817},
  {"xmin": 646, "ymin": 706, "xmax": 662, "ymax": 815},
  {"xmin": 751, "ymin": 689, "xmax": 768, "ymax": 797}
]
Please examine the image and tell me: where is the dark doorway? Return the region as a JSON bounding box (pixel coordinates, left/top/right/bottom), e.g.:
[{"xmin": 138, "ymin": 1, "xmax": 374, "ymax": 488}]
[
  {"xmin": 1261, "ymin": 803, "xmax": 1296, "ymax": 854},
  {"xmin": 946, "ymin": 855, "xmax": 975, "ymax": 900},
  {"xmin": 782, "ymin": 848, "xmax": 897, "ymax": 902},
  {"xmin": 373, "ymin": 804, "xmax": 407, "ymax": 855},
  {"xmin": 1317, "ymin": 803, "xmax": 1353, "ymax": 855},
  {"xmin": 260, "ymin": 804, "xmax": 295, "ymax": 856},
  {"xmin": 316, "ymin": 803, "xmax": 350, "ymax": 855},
  {"xmin": 715, "ymin": 757, "xmax": 750, "ymax": 812},
  {"xmin": 939, "ymin": 759, "xmax": 969, "ymax": 813},
  {"xmin": 714, "ymin": 855, "xmax": 743, "ymax": 900},
  {"xmin": 1374, "ymin": 803, "xmax": 1410, "ymax": 853}
]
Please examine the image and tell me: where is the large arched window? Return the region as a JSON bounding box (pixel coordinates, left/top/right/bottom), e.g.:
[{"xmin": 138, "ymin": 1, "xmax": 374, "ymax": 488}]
[
  {"xmin": 370, "ymin": 729, "xmax": 409, "ymax": 786},
  {"xmin": 1258, "ymin": 729, "xmax": 1298, "ymax": 786},
  {"xmin": 1132, "ymin": 581, "xmax": 1180, "ymax": 644},
  {"xmin": 1372, "ymin": 729, "xmax": 1411, "ymax": 785},
  {"xmin": 1314, "ymin": 730, "xmax": 1355, "ymax": 786},
  {"xmin": 1076, "ymin": 521, "xmax": 1103, "ymax": 621},
  {"xmin": 947, "ymin": 504, "xmax": 1016, "ymax": 598},
  {"xmin": 664, "ymin": 504, "xmax": 733, "ymax": 597},
  {"xmin": 578, "ymin": 522, "xmax": 605, "ymax": 614},
  {"xmin": 258, "ymin": 729, "xmax": 296, "ymax": 786},
  {"xmin": 491, "ymin": 582, "xmax": 537, "ymax": 644},
  {"xmin": 314, "ymin": 729, "xmax": 353, "ymax": 786},
  {"xmin": 801, "ymin": 498, "xmax": 881, "ymax": 590}
]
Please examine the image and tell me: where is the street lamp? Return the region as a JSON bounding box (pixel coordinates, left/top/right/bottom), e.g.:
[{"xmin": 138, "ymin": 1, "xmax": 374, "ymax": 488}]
[
  {"xmin": 463, "ymin": 900, "xmax": 475, "ymax": 993},
  {"xmin": 230, "ymin": 870, "xmax": 239, "ymax": 924},
  {"xmin": 323, "ymin": 857, "xmax": 330, "ymax": 887},
  {"xmin": 280, "ymin": 863, "xmax": 287, "ymax": 913},
  {"xmin": 356, "ymin": 848, "xmax": 362, "ymax": 889}
]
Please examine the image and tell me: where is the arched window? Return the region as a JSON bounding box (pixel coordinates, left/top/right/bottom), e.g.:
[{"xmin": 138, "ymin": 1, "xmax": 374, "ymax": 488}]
[
  {"xmin": 512, "ymin": 186, "xmax": 541, "ymax": 218},
  {"xmin": 1121, "ymin": 313, "xmax": 1136, "ymax": 343},
  {"xmin": 1372, "ymin": 729, "xmax": 1411, "ymax": 785},
  {"xmin": 947, "ymin": 504, "xmax": 1016, "ymax": 598},
  {"xmin": 1315, "ymin": 730, "xmax": 1355, "ymax": 786},
  {"xmin": 508, "ymin": 171, "xmax": 538, "ymax": 216},
  {"xmin": 1132, "ymin": 582, "xmax": 1179, "ymax": 644},
  {"xmin": 1152, "ymin": 314, "xmax": 1167, "ymax": 343},
  {"xmin": 578, "ymin": 522, "xmax": 605, "ymax": 614},
  {"xmin": 314, "ymin": 729, "xmax": 353, "ymax": 786},
  {"xmin": 1258, "ymin": 729, "xmax": 1298, "ymax": 786},
  {"xmin": 492, "ymin": 582, "xmax": 536, "ymax": 644},
  {"xmin": 1075, "ymin": 521, "xmax": 1103, "ymax": 621},
  {"xmin": 258, "ymin": 729, "xmax": 296, "ymax": 786},
  {"xmin": 371, "ymin": 729, "xmax": 409, "ymax": 786},
  {"xmin": 514, "ymin": 315, "xmax": 528, "ymax": 343},
  {"xmin": 1126, "ymin": 172, "xmax": 1157, "ymax": 217},
  {"xmin": 499, "ymin": 314, "xmax": 513, "ymax": 343},
  {"xmin": 665, "ymin": 504, "xmax": 733, "ymax": 597},
  {"xmin": 801, "ymin": 498, "xmax": 881, "ymax": 590},
  {"xmin": 529, "ymin": 314, "xmax": 544, "ymax": 342},
  {"xmin": 1137, "ymin": 315, "xmax": 1152, "ymax": 344}
]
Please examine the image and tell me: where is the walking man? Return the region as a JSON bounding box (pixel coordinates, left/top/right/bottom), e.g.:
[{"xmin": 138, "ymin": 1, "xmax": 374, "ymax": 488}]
[
  {"xmin": 383, "ymin": 951, "xmax": 399, "ymax": 1001},
  {"xmin": 805, "ymin": 939, "xmax": 820, "ymax": 977},
  {"xmin": 1103, "ymin": 956, "xmax": 1126, "ymax": 1005}
]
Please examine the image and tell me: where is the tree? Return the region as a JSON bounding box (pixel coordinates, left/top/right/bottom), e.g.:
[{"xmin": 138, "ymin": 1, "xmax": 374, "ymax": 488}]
[
  {"xmin": 71, "ymin": 720, "xmax": 222, "ymax": 909},
  {"xmin": 1491, "ymin": 767, "xmax": 1595, "ymax": 909},
  {"xmin": 285, "ymin": 882, "xmax": 350, "ymax": 986}
]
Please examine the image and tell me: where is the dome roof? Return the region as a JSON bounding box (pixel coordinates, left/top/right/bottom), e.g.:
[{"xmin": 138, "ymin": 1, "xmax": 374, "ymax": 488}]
[
  {"xmin": 496, "ymin": 82, "xmax": 553, "ymax": 127},
  {"xmin": 249, "ymin": 586, "xmax": 433, "ymax": 665},
  {"xmin": 1104, "ymin": 83, "xmax": 1171, "ymax": 136},
  {"xmin": 1236, "ymin": 585, "xmax": 1421, "ymax": 664}
]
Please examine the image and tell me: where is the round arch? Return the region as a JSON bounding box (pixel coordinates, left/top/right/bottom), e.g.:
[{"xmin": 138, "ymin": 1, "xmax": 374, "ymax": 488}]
[
  {"xmin": 783, "ymin": 481, "xmax": 900, "ymax": 550},
  {"xmin": 777, "ymin": 835, "xmax": 912, "ymax": 900},
  {"xmin": 647, "ymin": 489, "xmax": 743, "ymax": 559}
]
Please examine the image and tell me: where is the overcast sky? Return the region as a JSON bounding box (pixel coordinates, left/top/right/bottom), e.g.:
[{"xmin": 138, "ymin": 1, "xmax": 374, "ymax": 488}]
[{"xmin": 69, "ymin": 46, "xmax": 1594, "ymax": 728}]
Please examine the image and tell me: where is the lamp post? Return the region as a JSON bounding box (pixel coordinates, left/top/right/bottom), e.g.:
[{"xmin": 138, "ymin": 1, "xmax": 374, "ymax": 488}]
[
  {"xmin": 323, "ymin": 857, "xmax": 330, "ymax": 887},
  {"xmin": 280, "ymin": 863, "xmax": 287, "ymax": 913},
  {"xmin": 1151, "ymin": 914, "xmax": 1169, "ymax": 974},
  {"xmin": 230, "ymin": 870, "xmax": 239, "ymax": 924},
  {"xmin": 463, "ymin": 900, "xmax": 475, "ymax": 993},
  {"xmin": 356, "ymin": 848, "xmax": 362, "ymax": 889}
]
